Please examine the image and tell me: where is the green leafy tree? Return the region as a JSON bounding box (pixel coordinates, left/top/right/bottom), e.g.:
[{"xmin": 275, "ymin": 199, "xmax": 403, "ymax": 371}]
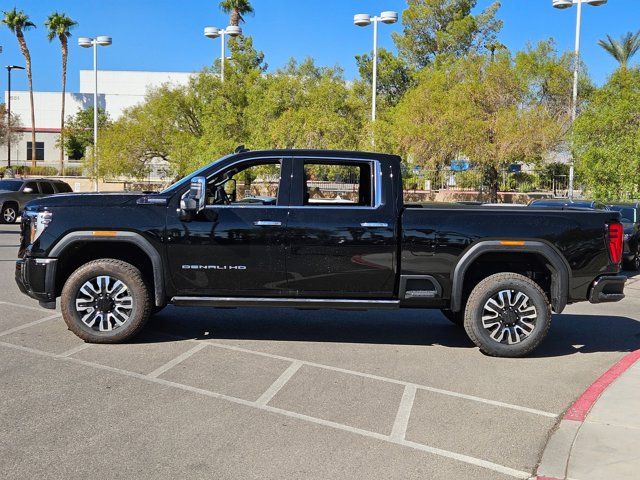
[
  {"xmin": 354, "ymin": 48, "xmax": 415, "ymax": 107},
  {"xmin": 598, "ymin": 31, "xmax": 640, "ymax": 69},
  {"xmin": 393, "ymin": 0, "xmax": 503, "ymax": 67},
  {"xmin": 45, "ymin": 12, "xmax": 78, "ymax": 175},
  {"xmin": 0, "ymin": 104, "xmax": 22, "ymax": 149},
  {"xmin": 60, "ymin": 107, "xmax": 111, "ymax": 162},
  {"xmin": 2, "ymin": 8, "xmax": 37, "ymax": 167},
  {"xmin": 384, "ymin": 45, "xmax": 571, "ymax": 202},
  {"xmin": 573, "ymin": 68, "xmax": 640, "ymax": 200},
  {"xmin": 219, "ymin": 0, "xmax": 253, "ymax": 26},
  {"xmin": 245, "ymin": 59, "xmax": 367, "ymax": 151}
]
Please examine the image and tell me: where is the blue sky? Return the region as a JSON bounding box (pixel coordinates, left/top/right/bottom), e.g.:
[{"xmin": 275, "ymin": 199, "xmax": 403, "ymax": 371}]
[{"xmin": 1, "ymin": 0, "xmax": 639, "ymax": 93}]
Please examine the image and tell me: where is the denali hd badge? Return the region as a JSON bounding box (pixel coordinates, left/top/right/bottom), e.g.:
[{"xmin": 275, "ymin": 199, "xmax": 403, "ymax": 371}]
[{"xmin": 182, "ymin": 265, "xmax": 247, "ymax": 270}]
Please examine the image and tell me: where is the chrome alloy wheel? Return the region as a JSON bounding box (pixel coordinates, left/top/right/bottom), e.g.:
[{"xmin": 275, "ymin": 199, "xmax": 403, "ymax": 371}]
[
  {"xmin": 481, "ymin": 289, "xmax": 537, "ymax": 345},
  {"xmin": 75, "ymin": 276, "xmax": 133, "ymax": 332},
  {"xmin": 3, "ymin": 207, "xmax": 16, "ymax": 223}
]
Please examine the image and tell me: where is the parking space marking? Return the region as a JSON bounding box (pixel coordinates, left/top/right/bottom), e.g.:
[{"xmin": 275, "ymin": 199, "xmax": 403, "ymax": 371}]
[
  {"xmin": 391, "ymin": 385, "xmax": 417, "ymax": 441},
  {"xmin": 156, "ymin": 332, "xmax": 557, "ymax": 418},
  {"xmin": 58, "ymin": 343, "xmax": 93, "ymax": 358},
  {"xmin": 0, "ymin": 339, "xmax": 532, "ymax": 478},
  {"xmin": 0, "ymin": 301, "xmax": 55, "ymax": 314},
  {"xmin": 255, "ymin": 360, "xmax": 303, "ymax": 406},
  {"xmin": 0, "ymin": 313, "xmax": 61, "ymax": 338},
  {"xmin": 147, "ymin": 343, "xmax": 208, "ymax": 378}
]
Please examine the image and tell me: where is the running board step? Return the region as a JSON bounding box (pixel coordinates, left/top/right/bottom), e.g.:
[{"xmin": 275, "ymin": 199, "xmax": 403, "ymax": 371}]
[{"xmin": 171, "ymin": 297, "xmax": 400, "ymax": 310}]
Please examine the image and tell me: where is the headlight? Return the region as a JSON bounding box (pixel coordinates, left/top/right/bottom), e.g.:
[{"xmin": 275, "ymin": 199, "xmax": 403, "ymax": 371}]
[
  {"xmin": 29, "ymin": 211, "xmax": 52, "ymax": 244},
  {"xmin": 624, "ymin": 233, "xmax": 631, "ymax": 241}
]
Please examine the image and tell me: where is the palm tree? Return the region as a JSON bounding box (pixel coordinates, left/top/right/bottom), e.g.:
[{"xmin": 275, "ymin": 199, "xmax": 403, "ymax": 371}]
[
  {"xmin": 45, "ymin": 12, "xmax": 78, "ymax": 176},
  {"xmin": 219, "ymin": 0, "xmax": 253, "ymax": 27},
  {"xmin": 2, "ymin": 8, "xmax": 37, "ymax": 169},
  {"xmin": 598, "ymin": 31, "xmax": 640, "ymax": 69}
]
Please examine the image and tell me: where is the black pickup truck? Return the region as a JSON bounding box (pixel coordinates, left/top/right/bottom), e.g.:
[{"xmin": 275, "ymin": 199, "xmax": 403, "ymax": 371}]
[{"xmin": 15, "ymin": 150, "xmax": 626, "ymax": 357}]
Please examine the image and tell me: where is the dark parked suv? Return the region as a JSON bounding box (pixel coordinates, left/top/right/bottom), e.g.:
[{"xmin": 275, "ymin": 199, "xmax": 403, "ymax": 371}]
[{"xmin": 0, "ymin": 178, "xmax": 73, "ymax": 224}]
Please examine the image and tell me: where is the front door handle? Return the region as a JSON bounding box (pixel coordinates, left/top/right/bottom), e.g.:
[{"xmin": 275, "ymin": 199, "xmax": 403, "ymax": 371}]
[
  {"xmin": 360, "ymin": 222, "xmax": 389, "ymax": 228},
  {"xmin": 254, "ymin": 220, "xmax": 282, "ymax": 227}
]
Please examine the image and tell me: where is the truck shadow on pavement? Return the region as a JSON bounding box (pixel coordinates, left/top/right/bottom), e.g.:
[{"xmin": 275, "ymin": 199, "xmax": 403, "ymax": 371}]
[{"xmin": 145, "ymin": 307, "xmax": 640, "ymax": 357}]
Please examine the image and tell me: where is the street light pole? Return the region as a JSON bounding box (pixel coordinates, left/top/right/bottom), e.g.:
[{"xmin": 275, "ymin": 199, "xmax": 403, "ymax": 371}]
[
  {"xmin": 78, "ymin": 36, "xmax": 112, "ymax": 192},
  {"xmin": 5, "ymin": 65, "xmax": 25, "ymax": 177},
  {"xmin": 552, "ymin": 0, "xmax": 607, "ymax": 199},
  {"xmin": 204, "ymin": 26, "xmax": 242, "ymax": 83},
  {"xmin": 93, "ymin": 40, "xmax": 98, "ymax": 191},
  {"xmin": 354, "ymin": 11, "xmax": 398, "ymax": 141}
]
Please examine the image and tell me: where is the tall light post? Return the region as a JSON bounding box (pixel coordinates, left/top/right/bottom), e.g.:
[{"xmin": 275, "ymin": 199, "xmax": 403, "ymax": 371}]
[
  {"xmin": 78, "ymin": 35, "xmax": 112, "ymax": 192},
  {"xmin": 204, "ymin": 25, "xmax": 242, "ymax": 82},
  {"xmin": 354, "ymin": 11, "xmax": 398, "ymax": 124},
  {"xmin": 6, "ymin": 65, "xmax": 25, "ymax": 177},
  {"xmin": 552, "ymin": 0, "xmax": 607, "ymax": 199}
]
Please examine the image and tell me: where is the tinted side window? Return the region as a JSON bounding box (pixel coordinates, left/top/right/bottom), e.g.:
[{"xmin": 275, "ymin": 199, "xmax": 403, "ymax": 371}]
[
  {"xmin": 206, "ymin": 160, "xmax": 281, "ymax": 206},
  {"xmin": 54, "ymin": 182, "xmax": 73, "ymax": 193},
  {"xmin": 303, "ymin": 161, "xmax": 373, "ymax": 207},
  {"xmin": 39, "ymin": 182, "xmax": 55, "ymax": 194},
  {"xmin": 23, "ymin": 182, "xmax": 40, "ymax": 194}
]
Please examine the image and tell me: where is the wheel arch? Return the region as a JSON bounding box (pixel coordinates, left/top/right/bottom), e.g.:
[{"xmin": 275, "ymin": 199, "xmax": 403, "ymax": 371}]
[
  {"xmin": 450, "ymin": 240, "xmax": 570, "ymax": 314},
  {"xmin": 50, "ymin": 231, "xmax": 164, "ymax": 307}
]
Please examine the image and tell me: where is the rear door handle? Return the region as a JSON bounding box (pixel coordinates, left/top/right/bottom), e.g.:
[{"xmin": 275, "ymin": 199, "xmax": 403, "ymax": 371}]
[
  {"xmin": 360, "ymin": 222, "xmax": 389, "ymax": 228},
  {"xmin": 254, "ymin": 220, "xmax": 282, "ymax": 227}
]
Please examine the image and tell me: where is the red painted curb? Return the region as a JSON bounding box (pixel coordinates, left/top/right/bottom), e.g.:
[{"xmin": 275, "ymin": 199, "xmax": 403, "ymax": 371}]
[
  {"xmin": 536, "ymin": 476, "xmax": 562, "ymax": 480},
  {"xmin": 563, "ymin": 349, "xmax": 640, "ymax": 422}
]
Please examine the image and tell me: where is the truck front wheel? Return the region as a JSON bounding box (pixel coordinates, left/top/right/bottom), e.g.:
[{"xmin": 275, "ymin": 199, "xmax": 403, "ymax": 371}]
[
  {"xmin": 61, "ymin": 259, "xmax": 152, "ymax": 343},
  {"xmin": 463, "ymin": 273, "xmax": 551, "ymax": 357}
]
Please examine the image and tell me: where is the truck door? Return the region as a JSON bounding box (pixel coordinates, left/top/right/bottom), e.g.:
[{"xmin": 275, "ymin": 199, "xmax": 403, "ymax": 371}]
[
  {"xmin": 165, "ymin": 157, "xmax": 291, "ymax": 296},
  {"xmin": 284, "ymin": 157, "xmax": 397, "ymax": 298}
]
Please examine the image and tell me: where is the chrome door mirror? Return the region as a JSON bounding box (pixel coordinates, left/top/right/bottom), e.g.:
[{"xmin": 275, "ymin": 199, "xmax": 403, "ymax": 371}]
[{"xmin": 179, "ymin": 176, "xmax": 207, "ymax": 221}]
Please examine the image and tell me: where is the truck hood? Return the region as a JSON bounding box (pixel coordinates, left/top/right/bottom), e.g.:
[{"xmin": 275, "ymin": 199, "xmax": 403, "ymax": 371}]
[{"xmin": 25, "ymin": 192, "xmax": 147, "ymax": 209}]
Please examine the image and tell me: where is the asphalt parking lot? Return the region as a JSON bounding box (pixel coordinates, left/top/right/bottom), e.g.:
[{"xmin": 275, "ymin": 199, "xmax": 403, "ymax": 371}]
[{"xmin": 1, "ymin": 223, "xmax": 640, "ymax": 479}]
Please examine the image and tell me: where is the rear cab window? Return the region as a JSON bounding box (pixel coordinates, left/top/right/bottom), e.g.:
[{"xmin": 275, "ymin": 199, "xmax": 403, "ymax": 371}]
[{"xmin": 302, "ymin": 160, "xmax": 374, "ymax": 207}]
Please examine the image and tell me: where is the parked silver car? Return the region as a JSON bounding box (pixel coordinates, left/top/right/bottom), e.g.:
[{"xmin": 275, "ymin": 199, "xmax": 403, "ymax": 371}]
[{"xmin": 0, "ymin": 178, "xmax": 73, "ymax": 224}]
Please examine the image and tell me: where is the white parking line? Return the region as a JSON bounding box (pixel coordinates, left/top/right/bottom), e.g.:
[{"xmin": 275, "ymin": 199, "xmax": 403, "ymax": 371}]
[
  {"xmin": 58, "ymin": 343, "xmax": 93, "ymax": 358},
  {"xmin": 147, "ymin": 343, "xmax": 208, "ymax": 378},
  {"xmin": 390, "ymin": 385, "xmax": 417, "ymax": 441},
  {"xmin": 0, "ymin": 340, "xmax": 532, "ymax": 479},
  {"xmin": 255, "ymin": 361, "xmax": 303, "ymax": 406},
  {"xmin": 0, "ymin": 313, "xmax": 61, "ymax": 338},
  {"xmin": 0, "ymin": 300, "xmax": 55, "ymax": 314},
  {"xmin": 154, "ymin": 332, "xmax": 557, "ymax": 418}
]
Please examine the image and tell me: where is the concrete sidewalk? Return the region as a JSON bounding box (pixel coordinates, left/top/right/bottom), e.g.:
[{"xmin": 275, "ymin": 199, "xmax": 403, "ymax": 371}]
[{"xmin": 537, "ymin": 352, "xmax": 640, "ymax": 480}]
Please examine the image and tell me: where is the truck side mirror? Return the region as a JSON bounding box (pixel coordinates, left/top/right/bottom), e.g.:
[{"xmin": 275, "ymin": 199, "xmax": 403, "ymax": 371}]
[{"xmin": 179, "ymin": 176, "xmax": 206, "ymax": 221}]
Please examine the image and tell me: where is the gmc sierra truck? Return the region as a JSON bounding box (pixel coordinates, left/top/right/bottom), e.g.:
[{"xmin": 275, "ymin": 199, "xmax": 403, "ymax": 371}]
[{"xmin": 15, "ymin": 150, "xmax": 627, "ymax": 357}]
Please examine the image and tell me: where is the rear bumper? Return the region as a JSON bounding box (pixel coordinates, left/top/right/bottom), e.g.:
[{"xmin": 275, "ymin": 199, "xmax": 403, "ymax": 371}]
[
  {"xmin": 588, "ymin": 275, "xmax": 626, "ymax": 304},
  {"xmin": 15, "ymin": 257, "xmax": 57, "ymax": 308}
]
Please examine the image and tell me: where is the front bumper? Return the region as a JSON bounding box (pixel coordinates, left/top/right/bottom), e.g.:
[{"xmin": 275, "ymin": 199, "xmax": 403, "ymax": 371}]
[
  {"xmin": 588, "ymin": 275, "xmax": 626, "ymax": 304},
  {"xmin": 15, "ymin": 257, "xmax": 58, "ymax": 308}
]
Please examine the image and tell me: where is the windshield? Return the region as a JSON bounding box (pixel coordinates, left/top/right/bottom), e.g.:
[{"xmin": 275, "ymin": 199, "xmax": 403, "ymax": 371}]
[
  {"xmin": 0, "ymin": 181, "xmax": 22, "ymax": 192},
  {"xmin": 160, "ymin": 154, "xmax": 233, "ymax": 195},
  {"xmin": 610, "ymin": 206, "xmax": 636, "ymax": 223}
]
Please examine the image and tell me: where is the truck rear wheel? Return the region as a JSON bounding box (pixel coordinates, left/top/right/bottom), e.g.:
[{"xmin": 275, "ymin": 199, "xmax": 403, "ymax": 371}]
[
  {"xmin": 61, "ymin": 259, "xmax": 151, "ymax": 343},
  {"xmin": 463, "ymin": 273, "xmax": 551, "ymax": 357}
]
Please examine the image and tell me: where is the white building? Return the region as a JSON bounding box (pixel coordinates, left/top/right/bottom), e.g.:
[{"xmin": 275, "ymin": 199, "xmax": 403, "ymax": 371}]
[{"xmin": 1, "ymin": 70, "xmax": 193, "ymax": 173}]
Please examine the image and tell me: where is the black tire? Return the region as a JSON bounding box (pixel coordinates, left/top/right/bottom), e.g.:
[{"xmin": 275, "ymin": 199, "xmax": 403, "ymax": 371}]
[
  {"xmin": 463, "ymin": 272, "xmax": 552, "ymax": 358},
  {"xmin": 440, "ymin": 309, "xmax": 464, "ymax": 327},
  {"xmin": 61, "ymin": 258, "xmax": 151, "ymax": 343},
  {"xmin": 150, "ymin": 305, "xmax": 166, "ymax": 316},
  {"xmin": 1, "ymin": 203, "xmax": 18, "ymax": 224}
]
